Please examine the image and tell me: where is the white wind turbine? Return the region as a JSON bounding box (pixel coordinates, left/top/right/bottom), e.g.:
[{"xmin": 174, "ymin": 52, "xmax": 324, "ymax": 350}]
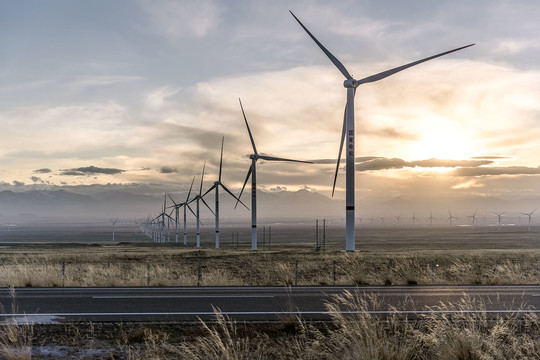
[
  {"xmin": 189, "ymin": 163, "xmax": 215, "ymax": 248},
  {"xmin": 447, "ymin": 210, "xmax": 457, "ymax": 227},
  {"xmin": 111, "ymin": 218, "xmax": 118, "ymax": 241},
  {"xmin": 290, "ymin": 10, "xmax": 474, "ymax": 252},
  {"xmin": 237, "ymin": 98, "xmax": 312, "ymax": 251},
  {"xmin": 521, "ymin": 209, "xmax": 536, "ymax": 232},
  {"xmin": 427, "ymin": 210, "xmax": 436, "ymax": 228},
  {"xmin": 203, "ymin": 137, "xmax": 249, "ymax": 249},
  {"xmin": 467, "ymin": 210, "xmax": 478, "ymax": 230},
  {"xmin": 168, "ymin": 177, "xmax": 196, "ymax": 245},
  {"xmin": 494, "ymin": 212, "xmax": 505, "ymax": 230}
]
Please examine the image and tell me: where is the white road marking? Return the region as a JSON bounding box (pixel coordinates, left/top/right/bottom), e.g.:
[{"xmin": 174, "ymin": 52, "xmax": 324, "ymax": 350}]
[{"xmin": 92, "ymin": 295, "xmax": 275, "ymax": 299}]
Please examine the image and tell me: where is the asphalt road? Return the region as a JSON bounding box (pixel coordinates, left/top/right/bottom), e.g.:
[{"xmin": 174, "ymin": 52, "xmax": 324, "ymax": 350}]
[{"xmin": 1, "ymin": 285, "xmax": 539, "ymax": 323}]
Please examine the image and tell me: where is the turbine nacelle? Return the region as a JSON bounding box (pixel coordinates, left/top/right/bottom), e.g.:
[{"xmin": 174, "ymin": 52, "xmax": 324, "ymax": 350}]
[{"xmin": 343, "ymin": 78, "xmax": 358, "ymax": 88}]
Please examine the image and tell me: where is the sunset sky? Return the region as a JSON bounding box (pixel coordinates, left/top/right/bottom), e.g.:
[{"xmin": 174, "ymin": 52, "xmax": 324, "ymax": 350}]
[{"xmin": 1, "ymin": 0, "xmax": 540, "ymax": 210}]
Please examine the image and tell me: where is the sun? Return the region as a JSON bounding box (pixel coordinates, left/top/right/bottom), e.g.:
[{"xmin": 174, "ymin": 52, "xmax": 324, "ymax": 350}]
[{"xmin": 406, "ymin": 116, "xmax": 474, "ymax": 161}]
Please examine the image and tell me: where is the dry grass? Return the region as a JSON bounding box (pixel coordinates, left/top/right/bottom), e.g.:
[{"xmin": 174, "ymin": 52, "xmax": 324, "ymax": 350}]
[{"xmin": 1, "ymin": 244, "xmax": 540, "ymax": 287}]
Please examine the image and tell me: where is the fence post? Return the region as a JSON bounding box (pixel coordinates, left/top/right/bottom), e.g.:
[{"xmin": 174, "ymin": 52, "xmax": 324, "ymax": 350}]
[
  {"xmin": 62, "ymin": 261, "xmax": 65, "ymax": 287},
  {"xmin": 430, "ymin": 260, "xmax": 435, "ymax": 282},
  {"xmin": 147, "ymin": 262, "xmax": 150, "ymax": 286},
  {"xmin": 387, "ymin": 259, "xmax": 393, "ymax": 278},
  {"xmin": 333, "ymin": 260, "xmax": 336, "ymax": 285},
  {"xmin": 493, "ymin": 259, "xmax": 499, "ymax": 275},
  {"xmin": 249, "ymin": 260, "xmax": 253, "ymax": 286},
  {"xmin": 294, "ymin": 259, "xmax": 298, "ymax": 286},
  {"xmin": 198, "ymin": 259, "xmax": 202, "ymax": 286}
]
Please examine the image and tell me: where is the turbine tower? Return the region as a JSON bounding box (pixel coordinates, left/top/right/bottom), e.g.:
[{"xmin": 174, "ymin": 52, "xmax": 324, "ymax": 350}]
[
  {"xmin": 203, "ymin": 137, "xmax": 249, "ymax": 249},
  {"xmin": 521, "ymin": 209, "xmax": 536, "ymax": 232},
  {"xmin": 427, "ymin": 210, "xmax": 436, "ymax": 228},
  {"xmin": 447, "ymin": 210, "xmax": 457, "ymax": 227},
  {"xmin": 467, "ymin": 210, "xmax": 478, "ymax": 231},
  {"xmin": 237, "ymin": 98, "xmax": 312, "ymax": 251},
  {"xmin": 290, "ymin": 10, "xmax": 474, "ymax": 251}
]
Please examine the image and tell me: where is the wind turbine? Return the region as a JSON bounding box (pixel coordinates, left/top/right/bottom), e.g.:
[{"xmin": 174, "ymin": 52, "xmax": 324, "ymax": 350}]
[
  {"xmin": 493, "ymin": 212, "xmax": 505, "ymax": 231},
  {"xmin": 427, "ymin": 210, "xmax": 436, "ymax": 228},
  {"xmin": 168, "ymin": 177, "xmax": 196, "ymax": 245},
  {"xmin": 395, "ymin": 215, "xmax": 402, "ymax": 226},
  {"xmin": 521, "ymin": 209, "xmax": 536, "ymax": 231},
  {"xmin": 467, "ymin": 210, "xmax": 478, "ymax": 230},
  {"xmin": 447, "ymin": 210, "xmax": 457, "ymax": 227},
  {"xmin": 189, "ymin": 163, "xmax": 215, "ymax": 248},
  {"xmin": 111, "ymin": 218, "xmax": 118, "ymax": 241},
  {"xmin": 203, "ymin": 137, "xmax": 249, "ymax": 249},
  {"xmin": 237, "ymin": 98, "xmax": 312, "ymax": 251},
  {"xmin": 290, "ymin": 10, "xmax": 474, "ymax": 252},
  {"xmin": 410, "ymin": 212, "xmax": 417, "ymax": 226}
]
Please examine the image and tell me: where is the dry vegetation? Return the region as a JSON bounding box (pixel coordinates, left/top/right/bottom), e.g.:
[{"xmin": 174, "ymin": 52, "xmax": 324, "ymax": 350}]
[
  {"xmin": 1, "ymin": 290, "xmax": 540, "ymax": 359},
  {"xmin": 0, "ymin": 243, "xmax": 540, "ymax": 287}
]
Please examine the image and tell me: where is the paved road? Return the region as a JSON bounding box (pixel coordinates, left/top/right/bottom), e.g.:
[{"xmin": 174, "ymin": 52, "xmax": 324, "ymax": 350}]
[{"xmin": 1, "ymin": 285, "xmax": 539, "ymax": 323}]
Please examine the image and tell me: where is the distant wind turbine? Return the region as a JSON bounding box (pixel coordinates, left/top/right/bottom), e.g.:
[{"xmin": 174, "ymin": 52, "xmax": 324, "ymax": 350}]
[
  {"xmin": 427, "ymin": 210, "xmax": 436, "ymax": 228},
  {"xmin": 290, "ymin": 10, "xmax": 474, "ymax": 252},
  {"xmin": 236, "ymin": 98, "xmax": 312, "ymax": 251},
  {"xmin": 189, "ymin": 163, "xmax": 215, "ymax": 248},
  {"xmin": 447, "ymin": 211, "xmax": 457, "ymax": 227},
  {"xmin": 203, "ymin": 137, "xmax": 249, "ymax": 249},
  {"xmin": 493, "ymin": 212, "xmax": 505, "ymax": 231},
  {"xmin": 467, "ymin": 210, "xmax": 478, "ymax": 231},
  {"xmin": 168, "ymin": 177, "xmax": 196, "ymax": 245},
  {"xmin": 395, "ymin": 215, "xmax": 402, "ymax": 226},
  {"xmin": 410, "ymin": 212, "xmax": 417, "ymax": 226},
  {"xmin": 521, "ymin": 209, "xmax": 536, "ymax": 232},
  {"xmin": 111, "ymin": 218, "xmax": 118, "ymax": 241}
]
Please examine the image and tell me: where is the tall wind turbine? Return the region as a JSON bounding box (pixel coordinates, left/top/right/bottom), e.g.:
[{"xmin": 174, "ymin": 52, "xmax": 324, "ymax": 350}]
[
  {"xmin": 427, "ymin": 210, "xmax": 436, "ymax": 228},
  {"xmin": 111, "ymin": 218, "xmax": 118, "ymax": 241},
  {"xmin": 189, "ymin": 163, "xmax": 215, "ymax": 248},
  {"xmin": 467, "ymin": 210, "xmax": 478, "ymax": 230},
  {"xmin": 203, "ymin": 137, "xmax": 249, "ymax": 249},
  {"xmin": 494, "ymin": 212, "xmax": 505, "ymax": 231},
  {"xmin": 237, "ymin": 98, "xmax": 312, "ymax": 251},
  {"xmin": 410, "ymin": 212, "xmax": 417, "ymax": 226},
  {"xmin": 521, "ymin": 209, "xmax": 536, "ymax": 231},
  {"xmin": 447, "ymin": 210, "xmax": 457, "ymax": 227},
  {"xmin": 290, "ymin": 10, "xmax": 474, "ymax": 252},
  {"xmin": 168, "ymin": 177, "xmax": 196, "ymax": 245}
]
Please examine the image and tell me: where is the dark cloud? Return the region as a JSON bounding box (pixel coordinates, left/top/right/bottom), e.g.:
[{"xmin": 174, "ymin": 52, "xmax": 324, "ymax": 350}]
[
  {"xmin": 311, "ymin": 156, "xmax": 379, "ymax": 165},
  {"xmin": 160, "ymin": 166, "xmax": 178, "ymax": 174},
  {"xmin": 412, "ymin": 159, "xmax": 494, "ymax": 168},
  {"xmin": 357, "ymin": 158, "xmax": 408, "ymax": 171},
  {"xmin": 61, "ymin": 166, "xmax": 125, "ymax": 176},
  {"xmin": 12, "ymin": 180, "xmax": 25, "ymax": 186},
  {"xmin": 34, "ymin": 168, "xmax": 52, "ymax": 174},
  {"xmin": 452, "ymin": 166, "xmax": 540, "ymax": 177},
  {"xmin": 471, "ymin": 156, "xmax": 512, "ymax": 160}
]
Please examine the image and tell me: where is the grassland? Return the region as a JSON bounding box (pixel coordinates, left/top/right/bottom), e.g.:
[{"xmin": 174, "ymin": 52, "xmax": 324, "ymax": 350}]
[{"xmin": 1, "ymin": 224, "xmax": 540, "ymax": 358}]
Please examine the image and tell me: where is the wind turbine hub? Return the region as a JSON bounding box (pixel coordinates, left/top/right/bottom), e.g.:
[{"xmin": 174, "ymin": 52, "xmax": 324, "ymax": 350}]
[
  {"xmin": 249, "ymin": 154, "xmax": 257, "ymax": 160},
  {"xmin": 343, "ymin": 78, "xmax": 357, "ymax": 88}
]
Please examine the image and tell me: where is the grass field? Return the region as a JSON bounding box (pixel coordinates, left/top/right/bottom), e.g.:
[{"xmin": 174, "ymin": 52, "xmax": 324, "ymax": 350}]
[{"xmin": 1, "ymin": 223, "xmax": 540, "ymax": 358}]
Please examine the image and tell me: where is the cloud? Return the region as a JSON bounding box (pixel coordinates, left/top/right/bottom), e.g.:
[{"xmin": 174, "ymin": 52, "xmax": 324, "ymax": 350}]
[
  {"xmin": 61, "ymin": 166, "xmax": 125, "ymax": 176},
  {"xmin": 452, "ymin": 166, "xmax": 540, "ymax": 177},
  {"xmin": 34, "ymin": 168, "xmax": 52, "ymax": 174},
  {"xmin": 159, "ymin": 166, "xmax": 178, "ymax": 174},
  {"xmin": 12, "ymin": 180, "xmax": 25, "ymax": 186},
  {"xmin": 140, "ymin": 0, "xmax": 223, "ymax": 39}
]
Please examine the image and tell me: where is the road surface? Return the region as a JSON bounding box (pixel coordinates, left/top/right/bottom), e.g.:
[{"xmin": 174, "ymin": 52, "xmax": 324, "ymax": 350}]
[{"xmin": 1, "ymin": 285, "xmax": 539, "ymax": 323}]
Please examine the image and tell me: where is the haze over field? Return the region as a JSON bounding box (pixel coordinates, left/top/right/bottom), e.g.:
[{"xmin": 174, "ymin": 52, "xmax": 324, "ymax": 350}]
[{"xmin": 1, "ymin": 1, "xmax": 540, "ymax": 221}]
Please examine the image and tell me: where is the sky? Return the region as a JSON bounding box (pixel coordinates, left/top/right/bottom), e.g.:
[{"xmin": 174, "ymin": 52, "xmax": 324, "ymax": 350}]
[{"xmin": 1, "ymin": 0, "xmax": 540, "ymax": 216}]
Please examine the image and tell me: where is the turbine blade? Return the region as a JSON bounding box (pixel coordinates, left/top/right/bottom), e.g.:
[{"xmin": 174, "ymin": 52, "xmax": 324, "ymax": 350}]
[
  {"xmin": 200, "ymin": 196, "xmax": 215, "ymax": 216},
  {"xmin": 199, "ymin": 162, "xmax": 206, "ymax": 196},
  {"xmin": 332, "ymin": 103, "xmax": 347, "ymax": 197},
  {"xmin": 221, "ymin": 183, "xmax": 249, "ymax": 210},
  {"xmin": 532, "ymin": 209, "xmax": 537, "ymax": 215},
  {"xmin": 357, "ymin": 44, "xmax": 475, "ymax": 85},
  {"xmin": 187, "ymin": 203, "xmax": 197, "ymax": 219},
  {"xmin": 235, "ymin": 165, "xmax": 252, "ymax": 209},
  {"xmin": 219, "ymin": 136, "xmax": 224, "ymax": 182},
  {"xmin": 167, "ymin": 193, "xmax": 179, "ymax": 207},
  {"xmin": 290, "ymin": 10, "xmax": 352, "ymax": 80},
  {"xmin": 186, "ymin": 176, "xmax": 195, "ymax": 202},
  {"xmin": 258, "ymin": 155, "xmax": 313, "ymax": 163},
  {"xmin": 202, "ymin": 184, "xmax": 217, "ymax": 199},
  {"xmin": 239, "ymin": 98, "xmax": 258, "ymax": 155}
]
